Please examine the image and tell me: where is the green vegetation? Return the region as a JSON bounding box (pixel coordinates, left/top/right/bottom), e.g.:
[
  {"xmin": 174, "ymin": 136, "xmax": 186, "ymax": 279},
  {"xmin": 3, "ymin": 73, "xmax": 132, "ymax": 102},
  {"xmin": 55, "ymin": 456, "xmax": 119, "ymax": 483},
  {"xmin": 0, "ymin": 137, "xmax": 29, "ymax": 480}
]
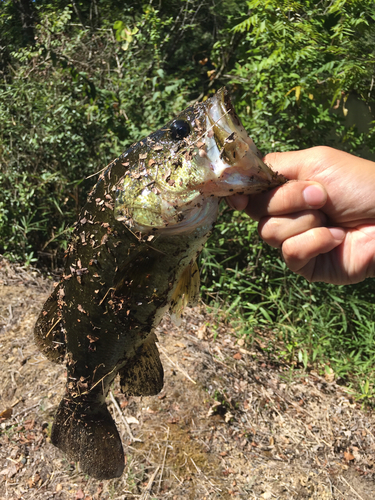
[
  {"xmin": 1, "ymin": 0, "xmax": 375, "ymax": 397},
  {"xmin": 201, "ymin": 207, "xmax": 375, "ymax": 401}
]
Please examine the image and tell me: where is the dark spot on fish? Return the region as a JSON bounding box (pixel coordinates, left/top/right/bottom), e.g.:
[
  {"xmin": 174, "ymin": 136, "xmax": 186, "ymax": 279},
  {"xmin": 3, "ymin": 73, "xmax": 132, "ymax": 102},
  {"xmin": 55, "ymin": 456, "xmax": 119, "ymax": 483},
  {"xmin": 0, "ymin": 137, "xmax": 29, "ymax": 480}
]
[{"xmin": 170, "ymin": 120, "xmax": 191, "ymax": 140}]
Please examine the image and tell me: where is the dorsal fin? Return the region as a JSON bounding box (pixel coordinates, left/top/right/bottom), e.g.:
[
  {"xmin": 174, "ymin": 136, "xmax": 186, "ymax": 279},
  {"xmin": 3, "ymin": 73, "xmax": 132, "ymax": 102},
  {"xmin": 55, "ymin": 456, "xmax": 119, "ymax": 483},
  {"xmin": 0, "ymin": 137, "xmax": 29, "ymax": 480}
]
[
  {"xmin": 119, "ymin": 333, "xmax": 164, "ymax": 396},
  {"xmin": 34, "ymin": 284, "xmax": 66, "ymax": 363},
  {"xmin": 169, "ymin": 261, "xmax": 200, "ymax": 325}
]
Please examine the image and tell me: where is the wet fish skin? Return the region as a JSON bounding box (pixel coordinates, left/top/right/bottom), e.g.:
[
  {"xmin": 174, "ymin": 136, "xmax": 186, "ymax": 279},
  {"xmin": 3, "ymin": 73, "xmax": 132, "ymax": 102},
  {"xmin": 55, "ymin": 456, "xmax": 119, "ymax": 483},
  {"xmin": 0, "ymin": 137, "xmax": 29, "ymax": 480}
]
[{"xmin": 34, "ymin": 88, "xmax": 286, "ymax": 480}]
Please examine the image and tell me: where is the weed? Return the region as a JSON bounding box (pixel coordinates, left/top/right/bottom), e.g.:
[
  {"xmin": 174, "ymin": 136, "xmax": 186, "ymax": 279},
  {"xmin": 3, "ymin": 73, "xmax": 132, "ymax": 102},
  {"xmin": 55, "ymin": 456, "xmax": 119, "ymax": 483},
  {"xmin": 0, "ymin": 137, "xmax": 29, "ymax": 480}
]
[{"xmin": 201, "ymin": 207, "xmax": 375, "ymax": 402}]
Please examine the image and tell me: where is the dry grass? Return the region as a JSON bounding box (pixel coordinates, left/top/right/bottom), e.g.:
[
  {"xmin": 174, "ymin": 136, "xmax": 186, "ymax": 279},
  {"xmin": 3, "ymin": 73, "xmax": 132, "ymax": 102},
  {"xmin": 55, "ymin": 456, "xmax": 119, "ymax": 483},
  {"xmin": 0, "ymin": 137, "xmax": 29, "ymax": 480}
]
[{"xmin": 1, "ymin": 257, "xmax": 375, "ymax": 499}]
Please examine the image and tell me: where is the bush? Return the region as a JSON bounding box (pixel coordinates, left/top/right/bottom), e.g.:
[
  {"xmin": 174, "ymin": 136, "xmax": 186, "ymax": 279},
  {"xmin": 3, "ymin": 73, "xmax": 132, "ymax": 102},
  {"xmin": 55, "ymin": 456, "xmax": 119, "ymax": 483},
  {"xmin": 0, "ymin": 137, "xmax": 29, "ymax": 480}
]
[{"xmin": 2, "ymin": 0, "xmax": 375, "ymax": 395}]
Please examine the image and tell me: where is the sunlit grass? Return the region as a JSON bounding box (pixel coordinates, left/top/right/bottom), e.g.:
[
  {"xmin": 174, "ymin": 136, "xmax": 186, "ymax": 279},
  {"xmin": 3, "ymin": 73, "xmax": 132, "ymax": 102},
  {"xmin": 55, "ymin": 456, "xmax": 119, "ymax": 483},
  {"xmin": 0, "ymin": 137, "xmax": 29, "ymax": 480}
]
[{"xmin": 201, "ymin": 206, "xmax": 375, "ymax": 403}]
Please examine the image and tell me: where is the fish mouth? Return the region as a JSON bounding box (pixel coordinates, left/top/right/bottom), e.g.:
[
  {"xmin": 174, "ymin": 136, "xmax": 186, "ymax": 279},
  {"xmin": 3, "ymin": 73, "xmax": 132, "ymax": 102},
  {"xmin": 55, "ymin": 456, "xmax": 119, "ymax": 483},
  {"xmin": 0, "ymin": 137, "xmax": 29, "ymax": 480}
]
[
  {"xmin": 197, "ymin": 89, "xmax": 286, "ymax": 197},
  {"xmin": 114, "ymin": 88, "xmax": 286, "ymax": 235}
]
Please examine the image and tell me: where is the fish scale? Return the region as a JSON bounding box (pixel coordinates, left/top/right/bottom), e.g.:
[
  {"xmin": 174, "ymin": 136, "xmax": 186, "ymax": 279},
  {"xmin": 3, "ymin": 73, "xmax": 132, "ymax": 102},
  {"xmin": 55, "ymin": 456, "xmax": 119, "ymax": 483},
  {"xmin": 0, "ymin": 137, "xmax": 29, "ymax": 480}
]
[{"xmin": 34, "ymin": 88, "xmax": 286, "ymax": 479}]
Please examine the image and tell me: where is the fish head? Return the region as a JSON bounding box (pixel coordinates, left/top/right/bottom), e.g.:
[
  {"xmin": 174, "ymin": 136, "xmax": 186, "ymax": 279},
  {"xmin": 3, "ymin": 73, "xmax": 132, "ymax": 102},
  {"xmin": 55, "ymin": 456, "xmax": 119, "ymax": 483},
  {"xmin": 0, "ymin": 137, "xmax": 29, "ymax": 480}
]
[{"xmin": 115, "ymin": 88, "xmax": 286, "ymax": 234}]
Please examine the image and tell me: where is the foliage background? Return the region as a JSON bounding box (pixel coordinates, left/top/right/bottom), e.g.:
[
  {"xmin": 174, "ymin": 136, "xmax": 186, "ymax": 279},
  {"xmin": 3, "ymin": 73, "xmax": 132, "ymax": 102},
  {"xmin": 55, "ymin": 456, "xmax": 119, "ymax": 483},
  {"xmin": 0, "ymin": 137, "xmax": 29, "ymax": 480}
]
[{"xmin": 1, "ymin": 0, "xmax": 375, "ymax": 394}]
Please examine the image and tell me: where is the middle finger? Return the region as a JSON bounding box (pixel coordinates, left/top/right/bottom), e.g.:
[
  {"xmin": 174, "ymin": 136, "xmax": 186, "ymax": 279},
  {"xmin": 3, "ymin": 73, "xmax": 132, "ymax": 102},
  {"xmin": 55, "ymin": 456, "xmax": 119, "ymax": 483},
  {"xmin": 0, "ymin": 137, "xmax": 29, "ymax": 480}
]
[{"xmin": 258, "ymin": 210, "xmax": 327, "ymax": 248}]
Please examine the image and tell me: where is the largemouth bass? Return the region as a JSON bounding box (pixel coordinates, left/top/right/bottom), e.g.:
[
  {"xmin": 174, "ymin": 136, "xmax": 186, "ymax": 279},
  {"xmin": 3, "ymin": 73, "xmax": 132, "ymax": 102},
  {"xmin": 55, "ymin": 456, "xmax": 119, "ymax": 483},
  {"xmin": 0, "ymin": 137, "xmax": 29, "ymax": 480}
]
[{"xmin": 34, "ymin": 88, "xmax": 286, "ymax": 479}]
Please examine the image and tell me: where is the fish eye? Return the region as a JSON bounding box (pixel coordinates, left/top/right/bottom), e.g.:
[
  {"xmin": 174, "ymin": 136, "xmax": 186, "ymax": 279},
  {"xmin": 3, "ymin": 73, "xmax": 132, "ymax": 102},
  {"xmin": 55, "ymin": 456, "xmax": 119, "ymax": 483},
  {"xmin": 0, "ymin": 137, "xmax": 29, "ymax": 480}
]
[{"xmin": 170, "ymin": 120, "xmax": 191, "ymax": 140}]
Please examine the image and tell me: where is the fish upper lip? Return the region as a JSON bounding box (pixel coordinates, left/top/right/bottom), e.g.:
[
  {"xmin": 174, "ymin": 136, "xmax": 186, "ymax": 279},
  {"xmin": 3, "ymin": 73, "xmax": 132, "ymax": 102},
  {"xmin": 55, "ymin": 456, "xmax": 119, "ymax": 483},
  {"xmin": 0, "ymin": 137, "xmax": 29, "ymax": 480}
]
[{"xmin": 193, "ymin": 90, "xmax": 286, "ymax": 196}]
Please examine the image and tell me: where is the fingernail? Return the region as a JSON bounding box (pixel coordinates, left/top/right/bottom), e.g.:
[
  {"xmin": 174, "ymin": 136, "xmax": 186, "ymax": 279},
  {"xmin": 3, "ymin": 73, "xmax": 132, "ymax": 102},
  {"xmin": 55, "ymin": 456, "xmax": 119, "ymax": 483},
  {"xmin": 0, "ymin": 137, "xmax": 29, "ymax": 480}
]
[
  {"xmin": 328, "ymin": 227, "xmax": 346, "ymax": 240},
  {"xmin": 303, "ymin": 185, "xmax": 326, "ymax": 207},
  {"xmin": 226, "ymin": 197, "xmax": 236, "ymax": 210},
  {"xmin": 227, "ymin": 194, "xmax": 249, "ymax": 211}
]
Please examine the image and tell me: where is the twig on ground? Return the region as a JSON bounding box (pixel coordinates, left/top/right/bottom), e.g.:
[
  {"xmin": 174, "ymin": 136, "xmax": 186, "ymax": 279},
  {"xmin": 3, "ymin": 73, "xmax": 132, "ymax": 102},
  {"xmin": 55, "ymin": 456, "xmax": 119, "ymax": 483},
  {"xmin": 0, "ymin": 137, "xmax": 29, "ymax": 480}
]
[
  {"xmin": 12, "ymin": 402, "xmax": 41, "ymax": 419},
  {"xmin": 158, "ymin": 344, "xmax": 196, "ymax": 384},
  {"xmin": 190, "ymin": 456, "xmax": 201, "ymax": 474},
  {"xmin": 11, "ymin": 397, "xmax": 23, "ymax": 408},
  {"xmin": 189, "ymin": 456, "xmax": 218, "ymax": 490},
  {"xmin": 30, "ymin": 471, "xmax": 55, "ymax": 499},
  {"xmin": 340, "ymin": 475, "xmax": 366, "ymax": 500},
  {"xmin": 157, "ymin": 426, "xmax": 169, "ymax": 494},
  {"xmin": 109, "ymin": 391, "xmax": 142, "ymax": 443},
  {"xmin": 140, "ymin": 466, "xmax": 160, "ymax": 500},
  {"xmin": 170, "ymin": 470, "xmax": 183, "ymax": 485}
]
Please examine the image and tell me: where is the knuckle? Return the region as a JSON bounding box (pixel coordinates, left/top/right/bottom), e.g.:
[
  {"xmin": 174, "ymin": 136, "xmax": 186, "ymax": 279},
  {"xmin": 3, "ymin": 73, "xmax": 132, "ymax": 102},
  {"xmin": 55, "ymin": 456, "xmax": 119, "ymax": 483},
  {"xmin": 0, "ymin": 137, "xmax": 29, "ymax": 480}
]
[
  {"xmin": 282, "ymin": 238, "xmax": 299, "ymax": 261},
  {"xmin": 258, "ymin": 218, "xmax": 282, "ymax": 247},
  {"xmin": 311, "ymin": 145, "xmax": 335, "ymax": 162}
]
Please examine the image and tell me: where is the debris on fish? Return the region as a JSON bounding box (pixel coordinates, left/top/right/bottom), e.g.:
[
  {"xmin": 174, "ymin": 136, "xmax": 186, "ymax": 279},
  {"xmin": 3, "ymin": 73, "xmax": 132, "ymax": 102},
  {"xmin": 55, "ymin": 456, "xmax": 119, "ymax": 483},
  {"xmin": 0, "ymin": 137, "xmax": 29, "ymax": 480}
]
[{"xmin": 34, "ymin": 88, "xmax": 286, "ymax": 480}]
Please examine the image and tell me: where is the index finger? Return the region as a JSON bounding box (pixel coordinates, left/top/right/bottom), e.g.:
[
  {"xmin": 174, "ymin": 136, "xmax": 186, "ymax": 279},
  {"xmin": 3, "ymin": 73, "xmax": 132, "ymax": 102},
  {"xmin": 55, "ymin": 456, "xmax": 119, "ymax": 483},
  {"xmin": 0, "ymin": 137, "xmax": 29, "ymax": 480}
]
[{"xmin": 245, "ymin": 181, "xmax": 327, "ymax": 221}]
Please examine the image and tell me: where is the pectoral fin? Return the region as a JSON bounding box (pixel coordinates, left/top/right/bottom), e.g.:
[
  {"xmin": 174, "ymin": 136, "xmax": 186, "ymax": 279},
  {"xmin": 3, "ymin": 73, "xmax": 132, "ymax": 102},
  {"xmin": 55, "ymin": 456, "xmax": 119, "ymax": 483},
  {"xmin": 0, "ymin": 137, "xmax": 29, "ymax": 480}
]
[
  {"xmin": 169, "ymin": 261, "xmax": 200, "ymax": 325},
  {"xmin": 34, "ymin": 285, "xmax": 66, "ymax": 363},
  {"xmin": 119, "ymin": 333, "xmax": 164, "ymax": 396}
]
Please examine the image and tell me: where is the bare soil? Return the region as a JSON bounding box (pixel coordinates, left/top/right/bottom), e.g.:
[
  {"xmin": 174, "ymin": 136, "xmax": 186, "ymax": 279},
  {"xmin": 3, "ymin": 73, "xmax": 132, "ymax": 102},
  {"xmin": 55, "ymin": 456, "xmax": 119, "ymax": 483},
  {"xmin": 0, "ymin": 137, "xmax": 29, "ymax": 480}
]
[{"xmin": 1, "ymin": 256, "xmax": 375, "ymax": 499}]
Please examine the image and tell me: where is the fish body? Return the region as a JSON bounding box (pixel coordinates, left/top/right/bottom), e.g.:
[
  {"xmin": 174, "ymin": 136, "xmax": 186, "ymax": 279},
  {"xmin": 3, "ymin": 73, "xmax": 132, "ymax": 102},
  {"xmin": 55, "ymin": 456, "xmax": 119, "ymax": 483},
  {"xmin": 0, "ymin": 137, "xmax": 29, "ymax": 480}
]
[{"xmin": 34, "ymin": 89, "xmax": 286, "ymax": 479}]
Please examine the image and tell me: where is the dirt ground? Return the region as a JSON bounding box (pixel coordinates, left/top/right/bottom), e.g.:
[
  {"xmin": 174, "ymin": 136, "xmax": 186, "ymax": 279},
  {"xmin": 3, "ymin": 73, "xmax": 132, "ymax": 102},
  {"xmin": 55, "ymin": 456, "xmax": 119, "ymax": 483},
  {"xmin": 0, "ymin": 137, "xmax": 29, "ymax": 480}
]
[{"xmin": 1, "ymin": 257, "xmax": 375, "ymax": 500}]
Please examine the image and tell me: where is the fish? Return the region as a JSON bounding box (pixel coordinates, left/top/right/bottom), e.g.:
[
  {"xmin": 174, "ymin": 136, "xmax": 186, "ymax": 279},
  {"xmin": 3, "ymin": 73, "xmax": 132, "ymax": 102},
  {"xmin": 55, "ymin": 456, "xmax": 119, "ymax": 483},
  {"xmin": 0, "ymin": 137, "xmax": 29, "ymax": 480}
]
[{"xmin": 34, "ymin": 88, "xmax": 286, "ymax": 480}]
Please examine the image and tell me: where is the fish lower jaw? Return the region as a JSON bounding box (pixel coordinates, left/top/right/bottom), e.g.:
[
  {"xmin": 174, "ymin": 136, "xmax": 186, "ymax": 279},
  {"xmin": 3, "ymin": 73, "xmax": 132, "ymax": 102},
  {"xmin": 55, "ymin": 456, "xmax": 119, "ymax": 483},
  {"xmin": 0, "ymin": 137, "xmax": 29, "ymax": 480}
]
[
  {"xmin": 131, "ymin": 196, "xmax": 220, "ymax": 235},
  {"xmin": 197, "ymin": 173, "xmax": 285, "ymax": 198}
]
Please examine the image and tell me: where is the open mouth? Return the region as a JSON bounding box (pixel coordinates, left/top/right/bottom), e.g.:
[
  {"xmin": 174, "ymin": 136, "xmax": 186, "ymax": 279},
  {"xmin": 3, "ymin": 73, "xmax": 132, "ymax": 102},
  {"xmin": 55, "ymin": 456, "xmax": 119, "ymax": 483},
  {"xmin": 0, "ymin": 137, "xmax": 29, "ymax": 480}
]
[{"xmin": 198, "ymin": 89, "xmax": 286, "ymax": 197}]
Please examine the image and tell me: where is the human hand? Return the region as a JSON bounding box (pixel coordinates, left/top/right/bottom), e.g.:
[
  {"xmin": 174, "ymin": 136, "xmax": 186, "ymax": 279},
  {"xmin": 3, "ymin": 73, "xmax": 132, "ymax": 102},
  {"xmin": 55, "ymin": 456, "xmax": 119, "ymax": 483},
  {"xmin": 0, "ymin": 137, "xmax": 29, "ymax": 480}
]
[{"xmin": 227, "ymin": 146, "xmax": 375, "ymax": 284}]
